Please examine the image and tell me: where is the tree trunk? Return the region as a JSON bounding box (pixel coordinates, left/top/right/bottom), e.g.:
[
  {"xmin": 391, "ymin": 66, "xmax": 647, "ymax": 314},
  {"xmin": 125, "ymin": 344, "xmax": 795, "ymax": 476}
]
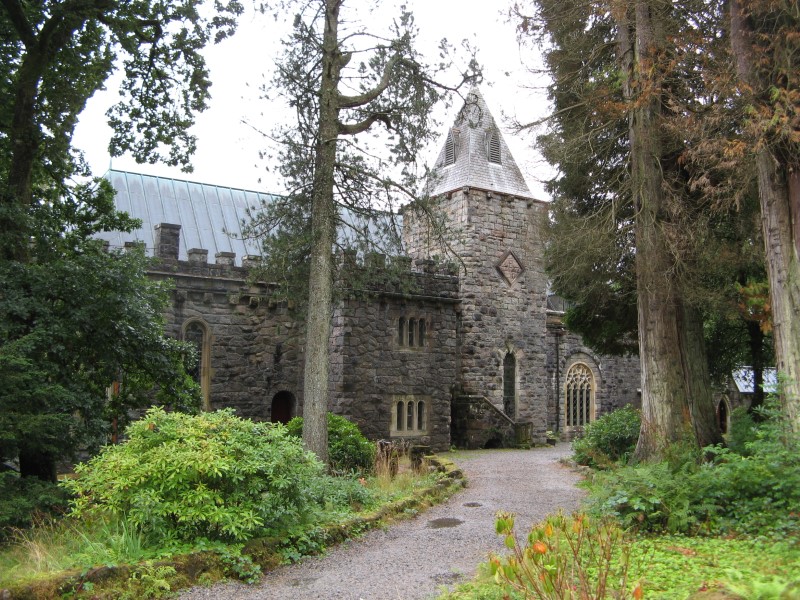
[
  {"xmin": 619, "ymin": 1, "xmax": 721, "ymax": 460},
  {"xmin": 730, "ymin": 0, "xmax": 800, "ymax": 434},
  {"xmin": 746, "ymin": 319, "xmax": 766, "ymax": 414},
  {"xmin": 754, "ymin": 152, "xmax": 800, "ymax": 431},
  {"xmin": 301, "ymin": 0, "xmax": 345, "ymax": 465}
]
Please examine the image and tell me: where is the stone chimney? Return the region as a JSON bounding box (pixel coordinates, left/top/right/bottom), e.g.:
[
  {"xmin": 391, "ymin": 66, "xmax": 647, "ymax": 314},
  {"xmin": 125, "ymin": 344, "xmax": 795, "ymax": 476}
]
[{"xmin": 154, "ymin": 223, "xmax": 181, "ymax": 260}]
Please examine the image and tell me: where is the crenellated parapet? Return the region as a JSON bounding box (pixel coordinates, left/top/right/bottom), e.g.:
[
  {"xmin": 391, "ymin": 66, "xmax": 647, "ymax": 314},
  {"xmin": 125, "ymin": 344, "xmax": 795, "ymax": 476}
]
[{"xmin": 146, "ymin": 222, "xmax": 462, "ymax": 306}]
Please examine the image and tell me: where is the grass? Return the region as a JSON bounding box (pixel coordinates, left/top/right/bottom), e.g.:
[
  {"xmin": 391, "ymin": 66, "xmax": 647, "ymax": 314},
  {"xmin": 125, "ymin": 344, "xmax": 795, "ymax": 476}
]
[{"xmin": 0, "ymin": 514, "xmax": 153, "ymax": 588}]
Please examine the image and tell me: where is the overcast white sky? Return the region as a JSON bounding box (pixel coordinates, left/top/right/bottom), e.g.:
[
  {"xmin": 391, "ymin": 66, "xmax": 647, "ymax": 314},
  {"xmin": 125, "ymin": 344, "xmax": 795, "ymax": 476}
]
[{"xmin": 73, "ymin": 0, "xmax": 553, "ymax": 200}]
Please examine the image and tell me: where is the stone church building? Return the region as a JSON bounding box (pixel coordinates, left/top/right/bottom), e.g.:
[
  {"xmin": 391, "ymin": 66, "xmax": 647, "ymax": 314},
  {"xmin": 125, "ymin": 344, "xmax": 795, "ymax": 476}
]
[{"xmin": 99, "ymin": 89, "xmax": 641, "ymax": 451}]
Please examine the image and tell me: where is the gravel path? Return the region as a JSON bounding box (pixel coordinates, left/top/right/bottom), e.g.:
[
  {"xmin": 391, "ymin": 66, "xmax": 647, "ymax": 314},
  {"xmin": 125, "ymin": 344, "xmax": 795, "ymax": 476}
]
[{"xmin": 179, "ymin": 443, "xmax": 583, "ymax": 600}]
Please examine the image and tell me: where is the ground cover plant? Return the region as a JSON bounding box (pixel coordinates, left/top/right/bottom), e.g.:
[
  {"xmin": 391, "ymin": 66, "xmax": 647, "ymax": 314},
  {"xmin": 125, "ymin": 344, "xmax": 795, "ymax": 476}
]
[
  {"xmin": 442, "ymin": 403, "xmax": 800, "ymax": 598},
  {"xmin": 440, "ymin": 521, "xmax": 800, "ymax": 599},
  {"xmin": 0, "ymin": 409, "xmax": 448, "ymax": 594}
]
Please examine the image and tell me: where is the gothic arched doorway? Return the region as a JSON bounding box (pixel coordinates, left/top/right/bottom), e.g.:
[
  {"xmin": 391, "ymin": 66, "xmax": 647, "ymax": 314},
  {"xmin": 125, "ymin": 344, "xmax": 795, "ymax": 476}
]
[{"xmin": 271, "ymin": 391, "xmax": 295, "ymax": 424}]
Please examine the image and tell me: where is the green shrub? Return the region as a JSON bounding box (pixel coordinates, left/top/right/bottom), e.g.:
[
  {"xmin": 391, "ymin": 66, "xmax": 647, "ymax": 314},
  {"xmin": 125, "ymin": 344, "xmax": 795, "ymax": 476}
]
[
  {"xmin": 0, "ymin": 471, "xmax": 70, "ymax": 536},
  {"xmin": 63, "ymin": 408, "xmax": 325, "ymax": 543},
  {"xmin": 286, "ymin": 413, "xmax": 375, "ymax": 475},
  {"xmin": 584, "ymin": 455, "xmax": 708, "ymax": 533},
  {"xmin": 305, "ymin": 474, "xmax": 373, "ymax": 512},
  {"xmin": 727, "ymin": 406, "xmax": 757, "ymax": 456},
  {"xmin": 584, "ymin": 403, "xmax": 800, "ymax": 537},
  {"xmin": 572, "ymin": 406, "xmax": 640, "ymax": 468}
]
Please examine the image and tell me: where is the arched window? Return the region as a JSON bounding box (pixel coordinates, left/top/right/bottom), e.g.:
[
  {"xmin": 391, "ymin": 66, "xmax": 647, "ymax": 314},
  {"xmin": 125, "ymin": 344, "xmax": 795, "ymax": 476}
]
[
  {"xmin": 408, "ymin": 318, "xmax": 416, "ymax": 346},
  {"xmin": 182, "ymin": 319, "xmax": 211, "ymax": 410},
  {"xmin": 503, "ymin": 352, "xmax": 516, "ymax": 418},
  {"xmin": 391, "ymin": 397, "xmax": 428, "ymax": 436},
  {"xmin": 418, "ymin": 320, "xmax": 426, "ymax": 347},
  {"xmin": 398, "ymin": 318, "xmax": 406, "ymax": 346},
  {"xmin": 565, "ymin": 363, "xmax": 594, "ymax": 427}
]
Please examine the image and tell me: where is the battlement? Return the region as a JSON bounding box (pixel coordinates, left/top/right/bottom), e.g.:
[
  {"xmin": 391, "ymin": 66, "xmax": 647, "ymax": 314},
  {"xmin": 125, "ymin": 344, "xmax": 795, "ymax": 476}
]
[{"xmin": 145, "ymin": 222, "xmax": 459, "ymax": 300}]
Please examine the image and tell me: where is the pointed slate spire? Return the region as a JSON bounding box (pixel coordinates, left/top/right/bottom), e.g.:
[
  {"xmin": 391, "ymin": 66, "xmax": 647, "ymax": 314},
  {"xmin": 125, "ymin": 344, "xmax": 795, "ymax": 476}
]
[{"xmin": 427, "ymin": 88, "xmax": 533, "ymax": 199}]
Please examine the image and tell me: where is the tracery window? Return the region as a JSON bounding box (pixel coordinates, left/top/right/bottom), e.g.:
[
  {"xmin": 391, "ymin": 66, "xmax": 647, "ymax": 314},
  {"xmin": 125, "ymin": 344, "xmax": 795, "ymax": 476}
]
[{"xmin": 565, "ymin": 363, "xmax": 594, "ymax": 427}]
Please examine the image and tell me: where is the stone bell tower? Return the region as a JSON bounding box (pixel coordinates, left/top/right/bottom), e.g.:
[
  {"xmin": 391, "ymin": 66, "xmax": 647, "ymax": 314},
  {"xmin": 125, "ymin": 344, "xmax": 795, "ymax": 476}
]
[{"xmin": 404, "ymin": 88, "xmax": 551, "ymax": 446}]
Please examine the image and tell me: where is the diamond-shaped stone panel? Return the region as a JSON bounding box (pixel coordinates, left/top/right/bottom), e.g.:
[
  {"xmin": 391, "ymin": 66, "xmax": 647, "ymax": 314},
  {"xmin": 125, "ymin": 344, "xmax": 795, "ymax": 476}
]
[{"xmin": 496, "ymin": 250, "xmax": 524, "ymax": 285}]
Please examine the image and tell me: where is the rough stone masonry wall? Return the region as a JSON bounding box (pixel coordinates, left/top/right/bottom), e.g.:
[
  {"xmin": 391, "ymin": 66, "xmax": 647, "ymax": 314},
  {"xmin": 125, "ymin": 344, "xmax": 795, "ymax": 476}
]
[
  {"xmin": 407, "ymin": 189, "xmax": 552, "ymax": 443},
  {"xmin": 151, "ymin": 225, "xmax": 305, "ymax": 422},
  {"xmin": 149, "ymin": 223, "xmax": 463, "ymax": 446},
  {"xmin": 328, "ymin": 271, "xmax": 460, "ymax": 451}
]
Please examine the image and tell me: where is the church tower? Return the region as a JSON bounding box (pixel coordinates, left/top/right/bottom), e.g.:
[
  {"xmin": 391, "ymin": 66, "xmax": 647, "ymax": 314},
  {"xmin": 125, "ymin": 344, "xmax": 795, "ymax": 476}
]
[{"xmin": 405, "ymin": 89, "xmax": 551, "ymax": 446}]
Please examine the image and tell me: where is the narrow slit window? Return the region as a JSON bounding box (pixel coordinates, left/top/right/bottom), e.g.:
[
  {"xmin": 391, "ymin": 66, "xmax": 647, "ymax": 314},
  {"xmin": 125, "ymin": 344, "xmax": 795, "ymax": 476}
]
[
  {"xmin": 418, "ymin": 320, "xmax": 426, "ymax": 347},
  {"xmin": 183, "ymin": 319, "xmax": 210, "ymax": 410},
  {"xmin": 408, "ymin": 318, "xmax": 415, "ymax": 347},
  {"xmin": 417, "ymin": 401, "xmax": 426, "ymax": 430},
  {"xmin": 406, "ymin": 401, "xmax": 414, "ymax": 430},
  {"xmin": 396, "ymin": 401, "xmax": 405, "ymax": 431},
  {"xmin": 398, "ymin": 318, "xmax": 406, "ymax": 346}
]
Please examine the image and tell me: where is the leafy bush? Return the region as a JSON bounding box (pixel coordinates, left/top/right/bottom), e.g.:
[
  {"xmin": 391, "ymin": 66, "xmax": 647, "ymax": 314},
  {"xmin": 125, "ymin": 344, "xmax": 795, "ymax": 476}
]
[
  {"xmin": 584, "ymin": 403, "xmax": 800, "ymax": 536},
  {"xmin": 0, "ymin": 471, "xmax": 70, "ymax": 536},
  {"xmin": 64, "ymin": 408, "xmax": 325, "ymax": 543},
  {"xmin": 572, "ymin": 406, "xmax": 640, "ymax": 468},
  {"xmin": 584, "ymin": 455, "xmax": 707, "ymax": 533},
  {"xmin": 489, "ymin": 512, "xmax": 640, "ymax": 599},
  {"xmin": 286, "ymin": 413, "xmax": 375, "ymax": 475},
  {"xmin": 727, "ymin": 406, "xmax": 757, "ymax": 456},
  {"xmin": 305, "ymin": 474, "xmax": 373, "ymax": 512}
]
